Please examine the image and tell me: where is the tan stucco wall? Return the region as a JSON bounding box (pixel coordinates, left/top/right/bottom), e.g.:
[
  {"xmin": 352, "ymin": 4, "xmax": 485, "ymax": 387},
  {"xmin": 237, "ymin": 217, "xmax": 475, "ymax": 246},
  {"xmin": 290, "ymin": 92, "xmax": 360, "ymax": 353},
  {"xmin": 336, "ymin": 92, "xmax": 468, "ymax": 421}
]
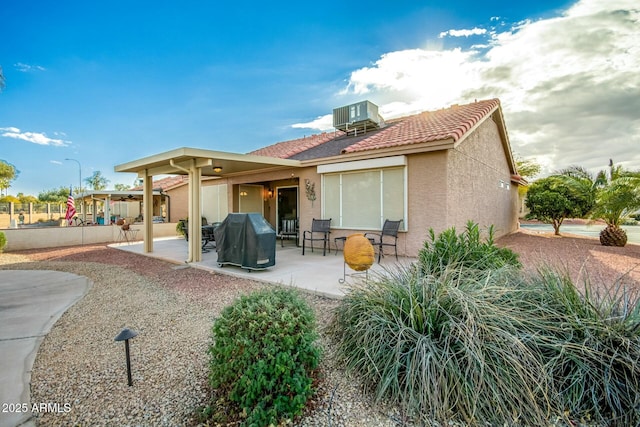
[
  {"xmin": 404, "ymin": 151, "xmax": 449, "ymax": 255},
  {"xmin": 447, "ymin": 118, "xmax": 519, "ymax": 238},
  {"xmin": 166, "ymin": 185, "xmax": 189, "ymax": 221},
  {"xmin": 2, "ymin": 222, "xmax": 178, "ymax": 251}
]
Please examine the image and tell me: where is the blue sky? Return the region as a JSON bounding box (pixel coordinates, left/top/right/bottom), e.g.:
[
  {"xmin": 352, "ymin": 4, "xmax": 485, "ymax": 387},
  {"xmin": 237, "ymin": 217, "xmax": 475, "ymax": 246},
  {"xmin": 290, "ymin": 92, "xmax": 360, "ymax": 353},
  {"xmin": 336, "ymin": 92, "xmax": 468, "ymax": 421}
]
[{"xmin": 1, "ymin": 0, "xmax": 638, "ymax": 196}]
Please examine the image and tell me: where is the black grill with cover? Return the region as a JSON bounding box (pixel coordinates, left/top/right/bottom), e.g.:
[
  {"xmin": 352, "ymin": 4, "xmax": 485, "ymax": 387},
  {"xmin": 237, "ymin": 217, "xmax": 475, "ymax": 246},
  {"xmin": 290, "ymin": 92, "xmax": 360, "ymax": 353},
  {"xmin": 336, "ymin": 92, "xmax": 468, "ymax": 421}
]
[{"xmin": 214, "ymin": 213, "xmax": 276, "ymax": 270}]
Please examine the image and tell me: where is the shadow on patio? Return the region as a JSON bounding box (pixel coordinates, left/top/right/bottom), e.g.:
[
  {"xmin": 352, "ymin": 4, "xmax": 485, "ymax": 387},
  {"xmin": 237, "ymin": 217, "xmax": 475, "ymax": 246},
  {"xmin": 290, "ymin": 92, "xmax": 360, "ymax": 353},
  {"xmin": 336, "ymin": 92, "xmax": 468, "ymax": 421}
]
[{"xmin": 110, "ymin": 237, "xmax": 416, "ymax": 298}]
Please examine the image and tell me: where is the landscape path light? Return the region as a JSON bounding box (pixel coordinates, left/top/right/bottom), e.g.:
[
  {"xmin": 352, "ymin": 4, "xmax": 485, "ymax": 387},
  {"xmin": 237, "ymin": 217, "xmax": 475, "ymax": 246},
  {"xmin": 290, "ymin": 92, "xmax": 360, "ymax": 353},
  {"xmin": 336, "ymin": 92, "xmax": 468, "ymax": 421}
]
[{"xmin": 114, "ymin": 327, "xmax": 139, "ymax": 386}]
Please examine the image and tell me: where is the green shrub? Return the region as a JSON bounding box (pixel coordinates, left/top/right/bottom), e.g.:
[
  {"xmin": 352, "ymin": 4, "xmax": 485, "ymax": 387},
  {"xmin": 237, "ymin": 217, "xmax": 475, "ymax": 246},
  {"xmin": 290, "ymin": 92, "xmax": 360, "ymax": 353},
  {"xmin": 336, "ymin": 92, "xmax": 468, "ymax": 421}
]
[
  {"xmin": 331, "ymin": 224, "xmax": 640, "ymax": 425},
  {"xmin": 208, "ymin": 287, "xmax": 321, "ymax": 426},
  {"xmin": 0, "ymin": 231, "xmax": 6, "ymax": 252},
  {"xmin": 418, "ymin": 221, "xmax": 520, "ymax": 276},
  {"xmin": 176, "ymin": 219, "xmax": 187, "ymax": 237},
  {"xmin": 176, "ymin": 217, "xmax": 209, "ymax": 238}
]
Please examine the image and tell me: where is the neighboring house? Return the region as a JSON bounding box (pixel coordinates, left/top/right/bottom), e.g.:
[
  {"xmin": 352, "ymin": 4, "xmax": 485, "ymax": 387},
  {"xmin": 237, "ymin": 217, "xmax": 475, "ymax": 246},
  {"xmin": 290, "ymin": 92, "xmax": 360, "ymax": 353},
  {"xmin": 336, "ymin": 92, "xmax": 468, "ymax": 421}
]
[{"xmin": 116, "ymin": 98, "xmax": 524, "ymax": 261}]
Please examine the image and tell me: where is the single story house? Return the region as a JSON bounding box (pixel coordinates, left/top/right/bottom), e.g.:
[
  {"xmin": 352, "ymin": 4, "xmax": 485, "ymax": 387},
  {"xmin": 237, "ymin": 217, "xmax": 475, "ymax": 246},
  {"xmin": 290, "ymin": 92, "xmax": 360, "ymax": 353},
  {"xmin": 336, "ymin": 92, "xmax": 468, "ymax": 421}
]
[{"xmin": 115, "ymin": 98, "xmax": 524, "ymax": 262}]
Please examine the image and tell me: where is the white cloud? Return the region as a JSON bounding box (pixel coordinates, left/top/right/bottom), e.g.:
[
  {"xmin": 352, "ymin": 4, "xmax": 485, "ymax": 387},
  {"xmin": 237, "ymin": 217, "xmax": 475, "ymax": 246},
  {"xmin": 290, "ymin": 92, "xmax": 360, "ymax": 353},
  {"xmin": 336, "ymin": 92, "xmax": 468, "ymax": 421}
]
[
  {"xmin": 292, "ymin": 114, "xmax": 333, "ymax": 132},
  {"xmin": 1, "ymin": 127, "xmax": 71, "ymax": 146},
  {"xmin": 329, "ymin": 0, "xmax": 640, "ymax": 175},
  {"xmin": 14, "ymin": 62, "xmax": 46, "ymax": 72},
  {"xmin": 0, "ymin": 126, "xmax": 20, "ymax": 133},
  {"xmin": 439, "ymin": 27, "xmax": 487, "ymax": 38}
]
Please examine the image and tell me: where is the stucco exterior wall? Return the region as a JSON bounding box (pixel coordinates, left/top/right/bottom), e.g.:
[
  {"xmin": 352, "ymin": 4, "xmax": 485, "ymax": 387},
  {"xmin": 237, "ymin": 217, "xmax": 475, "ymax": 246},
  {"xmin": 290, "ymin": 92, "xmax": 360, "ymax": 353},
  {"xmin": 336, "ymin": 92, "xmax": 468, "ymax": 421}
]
[
  {"xmin": 2, "ymin": 222, "xmax": 178, "ymax": 251},
  {"xmin": 166, "ymin": 184, "xmax": 189, "ymax": 221},
  {"xmin": 404, "ymin": 151, "xmax": 449, "ymax": 255},
  {"xmin": 446, "ymin": 117, "xmax": 518, "ymax": 238}
]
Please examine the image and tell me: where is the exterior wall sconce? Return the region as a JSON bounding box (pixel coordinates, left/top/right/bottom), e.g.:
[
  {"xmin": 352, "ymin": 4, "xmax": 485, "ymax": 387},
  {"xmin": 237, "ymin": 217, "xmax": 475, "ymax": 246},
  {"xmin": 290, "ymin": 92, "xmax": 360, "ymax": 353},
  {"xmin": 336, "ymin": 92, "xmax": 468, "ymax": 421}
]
[
  {"xmin": 240, "ymin": 191, "xmax": 248, "ymax": 197},
  {"xmin": 263, "ymin": 187, "xmax": 274, "ymax": 201},
  {"xmin": 213, "ymin": 166, "xmax": 223, "ymax": 173},
  {"xmin": 114, "ymin": 327, "xmax": 139, "ymax": 386}
]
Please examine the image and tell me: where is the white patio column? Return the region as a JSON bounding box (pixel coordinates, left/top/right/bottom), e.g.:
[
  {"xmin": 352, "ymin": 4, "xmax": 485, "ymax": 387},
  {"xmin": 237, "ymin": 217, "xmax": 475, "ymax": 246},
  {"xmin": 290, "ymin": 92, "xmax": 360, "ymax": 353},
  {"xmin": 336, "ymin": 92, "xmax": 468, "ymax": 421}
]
[
  {"xmin": 188, "ymin": 161, "xmax": 203, "ymax": 262},
  {"xmin": 169, "ymin": 157, "xmax": 211, "ymax": 262},
  {"xmin": 92, "ymin": 199, "xmax": 98, "ymax": 224},
  {"xmin": 143, "ymin": 170, "xmax": 154, "ymax": 253},
  {"xmin": 104, "ymin": 195, "xmax": 111, "ymax": 226}
]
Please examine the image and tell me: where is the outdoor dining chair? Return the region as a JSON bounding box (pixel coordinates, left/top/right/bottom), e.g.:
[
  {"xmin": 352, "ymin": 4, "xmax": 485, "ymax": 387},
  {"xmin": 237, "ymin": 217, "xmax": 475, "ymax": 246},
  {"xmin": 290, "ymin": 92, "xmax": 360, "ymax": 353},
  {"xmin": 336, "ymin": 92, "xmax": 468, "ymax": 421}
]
[
  {"xmin": 280, "ymin": 218, "xmax": 299, "ymax": 247},
  {"xmin": 302, "ymin": 218, "xmax": 331, "ymax": 256},
  {"xmin": 365, "ymin": 219, "xmax": 403, "ymax": 262}
]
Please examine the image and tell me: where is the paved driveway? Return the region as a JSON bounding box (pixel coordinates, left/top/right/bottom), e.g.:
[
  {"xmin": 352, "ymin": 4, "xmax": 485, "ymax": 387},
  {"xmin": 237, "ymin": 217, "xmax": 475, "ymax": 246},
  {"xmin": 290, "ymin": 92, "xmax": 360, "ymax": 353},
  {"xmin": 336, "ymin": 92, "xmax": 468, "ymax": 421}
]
[{"xmin": 0, "ymin": 270, "xmax": 90, "ymax": 427}]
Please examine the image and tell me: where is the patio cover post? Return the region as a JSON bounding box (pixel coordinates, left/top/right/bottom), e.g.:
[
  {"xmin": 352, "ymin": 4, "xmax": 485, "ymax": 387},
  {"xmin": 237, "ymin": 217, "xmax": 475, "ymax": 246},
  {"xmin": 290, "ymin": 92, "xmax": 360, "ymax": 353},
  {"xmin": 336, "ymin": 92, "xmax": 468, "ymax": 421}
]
[
  {"xmin": 187, "ymin": 160, "xmax": 203, "ymax": 262},
  {"xmin": 143, "ymin": 170, "xmax": 153, "ymax": 253},
  {"xmin": 104, "ymin": 195, "xmax": 111, "ymax": 226}
]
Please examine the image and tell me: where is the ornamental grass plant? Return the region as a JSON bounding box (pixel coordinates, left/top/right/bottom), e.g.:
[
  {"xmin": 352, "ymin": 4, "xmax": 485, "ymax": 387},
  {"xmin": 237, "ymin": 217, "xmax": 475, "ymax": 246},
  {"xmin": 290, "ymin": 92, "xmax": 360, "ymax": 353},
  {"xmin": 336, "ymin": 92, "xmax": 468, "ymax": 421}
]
[
  {"xmin": 330, "ymin": 224, "xmax": 640, "ymax": 426},
  {"xmin": 530, "ymin": 269, "xmax": 640, "ymax": 425}
]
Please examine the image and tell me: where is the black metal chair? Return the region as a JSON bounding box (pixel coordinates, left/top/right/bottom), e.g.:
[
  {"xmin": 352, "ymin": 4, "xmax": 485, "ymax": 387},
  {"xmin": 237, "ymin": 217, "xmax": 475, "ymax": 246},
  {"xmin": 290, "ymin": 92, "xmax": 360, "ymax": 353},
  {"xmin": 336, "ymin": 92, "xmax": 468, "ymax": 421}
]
[
  {"xmin": 280, "ymin": 218, "xmax": 299, "ymax": 247},
  {"xmin": 365, "ymin": 219, "xmax": 403, "ymax": 262},
  {"xmin": 302, "ymin": 218, "xmax": 331, "ymax": 256},
  {"xmin": 202, "ymin": 223, "xmax": 220, "ymax": 252}
]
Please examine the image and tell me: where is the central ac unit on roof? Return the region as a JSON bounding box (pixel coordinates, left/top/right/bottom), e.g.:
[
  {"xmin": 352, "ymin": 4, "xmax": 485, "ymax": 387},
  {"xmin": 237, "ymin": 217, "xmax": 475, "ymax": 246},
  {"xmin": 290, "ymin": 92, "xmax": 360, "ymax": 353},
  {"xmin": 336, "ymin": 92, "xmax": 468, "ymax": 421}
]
[{"xmin": 333, "ymin": 100, "xmax": 383, "ymax": 135}]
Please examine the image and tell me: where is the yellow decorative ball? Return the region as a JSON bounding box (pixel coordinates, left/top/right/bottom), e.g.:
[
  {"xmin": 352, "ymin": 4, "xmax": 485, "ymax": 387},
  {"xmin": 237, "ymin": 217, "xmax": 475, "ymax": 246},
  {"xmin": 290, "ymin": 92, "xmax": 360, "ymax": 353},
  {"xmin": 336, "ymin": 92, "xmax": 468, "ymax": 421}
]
[{"xmin": 343, "ymin": 234, "xmax": 374, "ymax": 271}]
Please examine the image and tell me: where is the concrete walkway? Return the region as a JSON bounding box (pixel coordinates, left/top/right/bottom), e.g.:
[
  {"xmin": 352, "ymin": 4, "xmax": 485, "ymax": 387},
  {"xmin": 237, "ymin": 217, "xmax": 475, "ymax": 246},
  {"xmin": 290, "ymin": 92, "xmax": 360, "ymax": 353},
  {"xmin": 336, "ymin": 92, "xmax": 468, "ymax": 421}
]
[
  {"xmin": 0, "ymin": 271, "xmax": 90, "ymax": 427},
  {"xmin": 111, "ymin": 237, "xmax": 417, "ymax": 298}
]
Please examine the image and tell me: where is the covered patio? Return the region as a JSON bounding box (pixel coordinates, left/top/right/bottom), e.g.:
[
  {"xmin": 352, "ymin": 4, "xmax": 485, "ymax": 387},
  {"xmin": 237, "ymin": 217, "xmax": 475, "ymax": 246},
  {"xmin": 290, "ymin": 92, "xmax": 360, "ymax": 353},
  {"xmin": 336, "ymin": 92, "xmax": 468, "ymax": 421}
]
[
  {"xmin": 115, "ymin": 147, "xmax": 301, "ymax": 263},
  {"xmin": 76, "ymin": 190, "xmax": 166, "ymax": 225},
  {"xmin": 111, "ymin": 236, "xmax": 416, "ymax": 298}
]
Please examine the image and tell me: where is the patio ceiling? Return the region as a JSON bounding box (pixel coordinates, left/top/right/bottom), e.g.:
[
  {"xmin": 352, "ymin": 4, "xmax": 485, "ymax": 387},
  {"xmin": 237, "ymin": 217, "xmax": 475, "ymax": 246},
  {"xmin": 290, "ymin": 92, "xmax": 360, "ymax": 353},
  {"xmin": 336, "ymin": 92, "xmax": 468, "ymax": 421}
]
[{"xmin": 114, "ymin": 147, "xmax": 301, "ymax": 177}]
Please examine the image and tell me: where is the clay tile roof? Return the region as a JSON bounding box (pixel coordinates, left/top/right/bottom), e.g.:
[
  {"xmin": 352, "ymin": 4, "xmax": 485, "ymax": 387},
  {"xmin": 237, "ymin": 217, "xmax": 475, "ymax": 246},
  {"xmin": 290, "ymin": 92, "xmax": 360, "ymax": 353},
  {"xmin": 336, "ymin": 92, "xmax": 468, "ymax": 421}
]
[
  {"xmin": 131, "ymin": 175, "xmax": 188, "ymax": 191},
  {"xmin": 248, "ymin": 99, "xmax": 501, "ymax": 160},
  {"xmin": 248, "ymin": 131, "xmax": 345, "ymax": 159},
  {"xmin": 342, "ymin": 98, "xmax": 501, "ymax": 154}
]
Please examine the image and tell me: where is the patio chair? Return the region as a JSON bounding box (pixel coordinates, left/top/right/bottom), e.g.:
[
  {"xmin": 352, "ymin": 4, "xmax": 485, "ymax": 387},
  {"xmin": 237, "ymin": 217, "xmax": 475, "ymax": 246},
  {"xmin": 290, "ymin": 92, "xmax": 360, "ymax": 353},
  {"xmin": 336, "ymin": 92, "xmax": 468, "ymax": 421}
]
[
  {"xmin": 302, "ymin": 218, "xmax": 331, "ymax": 256},
  {"xmin": 280, "ymin": 218, "xmax": 299, "ymax": 247},
  {"xmin": 365, "ymin": 219, "xmax": 403, "ymax": 262},
  {"xmin": 203, "ymin": 222, "xmax": 222, "ymax": 250}
]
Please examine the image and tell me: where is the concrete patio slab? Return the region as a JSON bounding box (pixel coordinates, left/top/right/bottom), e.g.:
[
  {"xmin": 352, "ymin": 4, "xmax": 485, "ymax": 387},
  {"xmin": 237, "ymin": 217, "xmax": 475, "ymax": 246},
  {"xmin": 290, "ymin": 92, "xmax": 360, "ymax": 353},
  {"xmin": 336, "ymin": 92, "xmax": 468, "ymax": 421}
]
[{"xmin": 110, "ymin": 237, "xmax": 416, "ymax": 298}]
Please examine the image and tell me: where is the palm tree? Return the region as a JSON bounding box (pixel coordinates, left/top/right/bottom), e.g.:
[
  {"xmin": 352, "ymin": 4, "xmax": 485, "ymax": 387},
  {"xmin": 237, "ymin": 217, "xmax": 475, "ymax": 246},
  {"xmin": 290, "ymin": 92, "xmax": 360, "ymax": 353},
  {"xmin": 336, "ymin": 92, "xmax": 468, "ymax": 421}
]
[
  {"xmin": 559, "ymin": 160, "xmax": 640, "ymax": 247},
  {"xmin": 84, "ymin": 171, "xmax": 110, "ymax": 191}
]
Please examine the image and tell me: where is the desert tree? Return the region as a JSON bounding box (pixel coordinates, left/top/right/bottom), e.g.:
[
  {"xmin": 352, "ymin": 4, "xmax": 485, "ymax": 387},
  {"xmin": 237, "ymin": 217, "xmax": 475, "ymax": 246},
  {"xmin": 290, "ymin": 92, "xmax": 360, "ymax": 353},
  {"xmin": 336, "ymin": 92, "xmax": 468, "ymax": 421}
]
[{"xmin": 525, "ymin": 175, "xmax": 594, "ymax": 235}]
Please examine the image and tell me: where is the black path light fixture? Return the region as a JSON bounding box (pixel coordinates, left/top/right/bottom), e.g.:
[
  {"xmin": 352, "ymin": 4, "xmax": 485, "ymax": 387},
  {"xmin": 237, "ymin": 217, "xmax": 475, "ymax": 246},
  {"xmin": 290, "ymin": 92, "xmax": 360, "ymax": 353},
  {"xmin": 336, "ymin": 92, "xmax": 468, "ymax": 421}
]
[{"xmin": 114, "ymin": 327, "xmax": 139, "ymax": 386}]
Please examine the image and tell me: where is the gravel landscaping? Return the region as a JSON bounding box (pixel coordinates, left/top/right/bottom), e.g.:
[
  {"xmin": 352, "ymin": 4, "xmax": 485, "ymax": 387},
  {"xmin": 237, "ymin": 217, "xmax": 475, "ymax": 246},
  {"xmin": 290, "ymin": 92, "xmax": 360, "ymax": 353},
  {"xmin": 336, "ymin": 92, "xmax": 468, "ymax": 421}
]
[
  {"xmin": 0, "ymin": 245, "xmax": 398, "ymax": 426},
  {"xmin": 1, "ymin": 229, "xmax": 639, "ymax": 426}
]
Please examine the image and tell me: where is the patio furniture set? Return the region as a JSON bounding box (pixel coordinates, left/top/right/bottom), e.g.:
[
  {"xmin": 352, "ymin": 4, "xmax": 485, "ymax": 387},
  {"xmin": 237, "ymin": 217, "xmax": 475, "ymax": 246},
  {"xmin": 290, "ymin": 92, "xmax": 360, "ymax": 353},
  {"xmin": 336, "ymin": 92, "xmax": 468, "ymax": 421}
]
[
  {"xmin": 301, "ymin": 218, "xmax": 403, "ymax": 262},
  {"xmin": 182, "ymin": 216, "xmax": 403, "ymax": 266}
]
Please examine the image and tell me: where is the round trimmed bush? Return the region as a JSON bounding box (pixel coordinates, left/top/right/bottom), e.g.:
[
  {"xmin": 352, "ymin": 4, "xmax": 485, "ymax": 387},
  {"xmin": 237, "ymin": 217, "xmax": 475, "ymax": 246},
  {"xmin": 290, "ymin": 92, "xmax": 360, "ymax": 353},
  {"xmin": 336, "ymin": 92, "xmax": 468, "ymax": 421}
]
[{"xmin": 208, "ymin": 287, "xmax": 321, "ymax": 426}]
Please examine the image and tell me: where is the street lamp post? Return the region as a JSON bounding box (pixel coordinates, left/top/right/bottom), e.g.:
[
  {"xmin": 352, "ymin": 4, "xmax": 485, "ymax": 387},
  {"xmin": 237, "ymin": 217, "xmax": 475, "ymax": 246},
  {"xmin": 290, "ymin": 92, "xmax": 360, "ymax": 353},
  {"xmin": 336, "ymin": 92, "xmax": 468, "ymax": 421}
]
[{"xmin": 65, "ymin": 158, "xmax": 82, "ymax": 220}]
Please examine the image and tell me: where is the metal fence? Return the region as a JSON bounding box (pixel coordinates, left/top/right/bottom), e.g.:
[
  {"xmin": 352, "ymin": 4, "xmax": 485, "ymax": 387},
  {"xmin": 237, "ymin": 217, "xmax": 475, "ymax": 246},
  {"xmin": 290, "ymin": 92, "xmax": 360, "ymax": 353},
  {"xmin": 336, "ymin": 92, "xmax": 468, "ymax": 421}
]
[{"xmin": 0, "ymin": 202, "xmax": 68, "ymax": 228}]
